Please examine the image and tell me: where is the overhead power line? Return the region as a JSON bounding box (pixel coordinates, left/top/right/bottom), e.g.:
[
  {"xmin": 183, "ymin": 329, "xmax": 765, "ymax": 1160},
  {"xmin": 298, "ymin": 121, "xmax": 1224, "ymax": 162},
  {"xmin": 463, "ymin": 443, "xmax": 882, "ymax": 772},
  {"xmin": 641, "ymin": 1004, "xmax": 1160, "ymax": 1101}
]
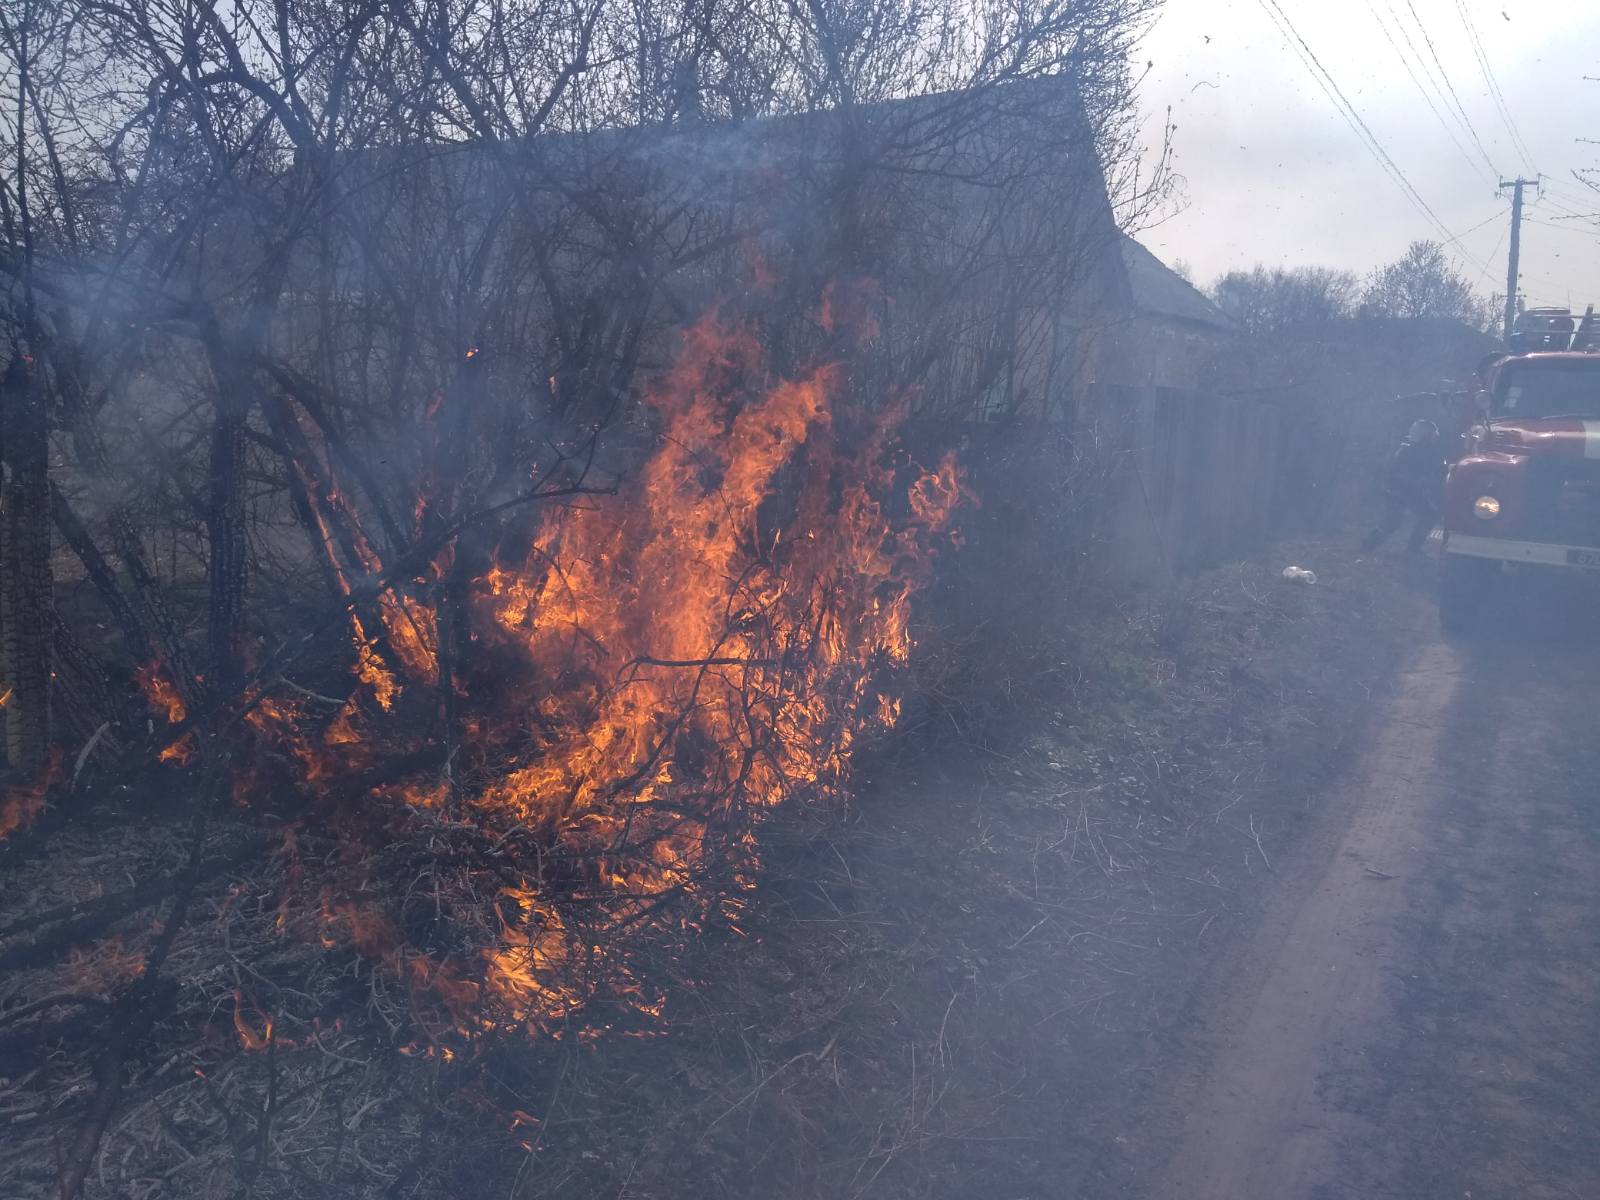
[
  {"xmin": 1536, "ymin": 196, "xmax": 1596, "ymax": 222},
  {"xmin": 1541, "ymin": 171, "xmax": 1594, "ymax": 194},
  {"xmin": 1363, "ymin": 0, "xmax": 1494, "ymax": 187},
  {"xmin": 1539, "ymin": 179, "xmax": 1599, "ymax": 209},
  {"xmin": 1532, "ymin": 185, "xmax": 1600, "ymax": 222},
  {"xmin": 1476, "ymin": 220, "xmax": 1510, "ymax": 290},
  {"xmin": 1538, "ymin": 179, "xmax": 1589, "ymax": 199},
  {"xmin": 1524, "ymin": 216, "xmax": 1600, "ymax": 236},
  {"xmin": 1452, "ymin": 0, "xmax": 1537, "ymax": 174},
  {"xmin": 1446, "ymin": 207, "xmax": 1516, "ymax": 291},
  {"xmin": 1442, "ymin": 207, "xmax": 1510, "ymax": 245},
  {"xmin": 1254, "ymin": 0, "xmax": 1447, "ymax": 240},
  {"xmin": 1254, "ymin": 0, "xmax": 1493, "ymax": 280},
  {"xmin": 1396, "ymin": 0, "xmax": 1502, "ymax": 178}
]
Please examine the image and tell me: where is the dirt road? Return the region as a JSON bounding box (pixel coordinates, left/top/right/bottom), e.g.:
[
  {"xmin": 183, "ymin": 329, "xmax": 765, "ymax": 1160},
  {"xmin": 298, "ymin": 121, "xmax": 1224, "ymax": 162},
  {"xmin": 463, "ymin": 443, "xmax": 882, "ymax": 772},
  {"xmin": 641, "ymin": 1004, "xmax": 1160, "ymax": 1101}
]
[{"xmin": 1156, "ymin": 586, "xmax": 1600, "ymax": 1199}]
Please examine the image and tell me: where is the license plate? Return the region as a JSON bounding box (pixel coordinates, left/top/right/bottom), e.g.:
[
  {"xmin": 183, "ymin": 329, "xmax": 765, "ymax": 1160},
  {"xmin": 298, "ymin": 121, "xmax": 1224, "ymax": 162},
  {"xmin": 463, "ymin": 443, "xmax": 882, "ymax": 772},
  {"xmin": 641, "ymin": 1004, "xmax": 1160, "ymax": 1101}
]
[{"xmin": 1566, "ymin": 548, "xmax": 1600, "ymax": 568}]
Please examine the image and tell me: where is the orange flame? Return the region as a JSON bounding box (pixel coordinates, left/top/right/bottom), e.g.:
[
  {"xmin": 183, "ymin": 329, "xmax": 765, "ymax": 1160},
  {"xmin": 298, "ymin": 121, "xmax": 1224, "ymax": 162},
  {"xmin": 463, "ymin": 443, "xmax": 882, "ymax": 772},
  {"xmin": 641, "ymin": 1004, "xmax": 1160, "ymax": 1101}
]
[
  {"xmin": 228, "ymin": 301, "xmax": 964, "ymax": 1035},
  {"xmin": 134, "ymin": 661, "xmax": 187, "ymax": 724},
  {"xmin": 231, "ymin": 989, "xmax": 299, "ymax": 1051},
  {"xmin": 0, "ymin": 748, "xmax": 62, "ymax": 840},
  {"xmin": 157, "ymin": 733, "xmax": 198, "ymax": 766}
]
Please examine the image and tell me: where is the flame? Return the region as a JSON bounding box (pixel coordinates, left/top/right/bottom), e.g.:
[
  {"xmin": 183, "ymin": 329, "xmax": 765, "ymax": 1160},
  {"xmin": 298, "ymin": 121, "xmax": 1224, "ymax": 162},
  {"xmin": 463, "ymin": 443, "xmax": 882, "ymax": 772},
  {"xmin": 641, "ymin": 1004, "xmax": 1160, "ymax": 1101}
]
[
  {"xmin": 351, "ymin": 615, "xmax": 400, "ymax": 711},
  {"xmin": 908, "ymin": 454, "xmax": 965, "ymax": 532},
  {"xmin": 292, "ymin": 455, "xmax": 439, "ymax": 713},
  {"xmin": 231, "ymin": 988, "xmax": 305, "ymax": 1051},
  {"xmin": 135, "ymin": 660, "xmax": 198, "ymax": 764},
  {"xmin": 157, "ymin": 734, "xmax": 198, "ymax": 766},
  {"xmin": 223, "ymin": 301, "xmax": 964, "ymax": 1036},
  {"xmin": 319, "ymin": 899, "xmax": 483, "ymax": 1035},
  {"xmin": 134, "ymin": 661, "xmax": 187, "ymax": 724},
  {"xmin": 0, "ymin": 788, "xmax": 45, "ymax": 841},
  {"xmin": 0, "ymin": 749, "xmax": 61, "ymax": 840}
]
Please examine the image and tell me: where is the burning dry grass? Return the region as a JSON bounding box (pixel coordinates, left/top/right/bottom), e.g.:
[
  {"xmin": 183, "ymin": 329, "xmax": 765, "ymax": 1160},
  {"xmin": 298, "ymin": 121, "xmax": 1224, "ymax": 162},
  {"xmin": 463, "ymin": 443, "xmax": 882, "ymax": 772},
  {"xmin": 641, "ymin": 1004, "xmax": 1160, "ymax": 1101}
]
[
  {"xmin": 1, "ymin": 520, "xmax": 1418, "ymax": 1199},
  {"xmin": 0, "ymin": 299, "xmax": 970, "ymax": 1197},
  {"xmin": 0, "ymin": 750, "xmax": 61, "ymax": 841},
  {"xmin": 218, "ymin": 308, "xmax": 966, "ymax": 1039},
  {"xmin": 184, "ymin": 312, "xmax": 960, "ymax": 1049}
]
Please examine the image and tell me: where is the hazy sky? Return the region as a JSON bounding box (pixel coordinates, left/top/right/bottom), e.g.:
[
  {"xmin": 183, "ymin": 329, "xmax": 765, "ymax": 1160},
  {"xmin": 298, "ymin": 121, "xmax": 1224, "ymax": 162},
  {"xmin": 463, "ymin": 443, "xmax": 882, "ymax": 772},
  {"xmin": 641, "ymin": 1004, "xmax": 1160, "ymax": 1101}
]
[{"xmin": 1134, "ymin": 0, "xmax": 1600, "ymax": 310}]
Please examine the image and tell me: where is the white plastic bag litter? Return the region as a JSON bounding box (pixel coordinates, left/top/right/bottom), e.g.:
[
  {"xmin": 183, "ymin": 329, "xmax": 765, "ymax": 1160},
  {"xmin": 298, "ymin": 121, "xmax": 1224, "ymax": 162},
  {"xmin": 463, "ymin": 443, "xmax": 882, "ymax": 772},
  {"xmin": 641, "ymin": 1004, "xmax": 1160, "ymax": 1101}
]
[{"xmin": 1281, "ymin": 566, "xmax": 1317, "ymax": 585}]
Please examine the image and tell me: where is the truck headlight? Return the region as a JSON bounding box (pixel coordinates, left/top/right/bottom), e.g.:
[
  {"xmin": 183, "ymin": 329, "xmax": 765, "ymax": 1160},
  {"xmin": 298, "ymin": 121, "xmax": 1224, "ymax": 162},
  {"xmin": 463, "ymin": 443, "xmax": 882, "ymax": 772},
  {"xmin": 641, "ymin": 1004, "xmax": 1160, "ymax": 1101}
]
[{"xmin": 1473, "ymin": 495, "xmax": 1501, "ymax": 519}]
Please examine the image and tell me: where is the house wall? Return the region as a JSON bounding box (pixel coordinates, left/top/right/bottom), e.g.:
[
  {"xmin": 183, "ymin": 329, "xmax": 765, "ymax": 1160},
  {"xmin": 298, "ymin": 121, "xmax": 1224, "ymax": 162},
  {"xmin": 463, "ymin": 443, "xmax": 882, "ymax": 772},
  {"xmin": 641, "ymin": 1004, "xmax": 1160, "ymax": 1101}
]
[
  {"xmin": 1090, "ymin": 381, "xmax": 1283, "ymax": 582},
  {"xmin": 1074, "ymin": 312, "xmax": 1283, "ymax": 582},
  {"xmin": 1072, "ymin": 314, "xmax": 1503, "ymax": 584},
  {"xmin": 1094, "ymin": 313, "xmax": 1232, "ymax": 392}
]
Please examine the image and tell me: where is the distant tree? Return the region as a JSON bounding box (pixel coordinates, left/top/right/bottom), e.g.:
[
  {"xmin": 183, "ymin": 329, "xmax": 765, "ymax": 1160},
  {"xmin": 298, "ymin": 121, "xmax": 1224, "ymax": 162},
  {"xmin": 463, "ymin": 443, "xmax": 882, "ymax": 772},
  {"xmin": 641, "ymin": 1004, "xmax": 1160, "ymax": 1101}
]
[
  {"xmin": 1361, "ymin": 240, "xmax": 1493, "ymax": 327},
  {"xmin": 1208, "ymin": 265, "xmax": 1360, "ymax": 335},
  {"xmin": 1171, "ymin": 258, "xmax": 1194, "ymax": 284}
]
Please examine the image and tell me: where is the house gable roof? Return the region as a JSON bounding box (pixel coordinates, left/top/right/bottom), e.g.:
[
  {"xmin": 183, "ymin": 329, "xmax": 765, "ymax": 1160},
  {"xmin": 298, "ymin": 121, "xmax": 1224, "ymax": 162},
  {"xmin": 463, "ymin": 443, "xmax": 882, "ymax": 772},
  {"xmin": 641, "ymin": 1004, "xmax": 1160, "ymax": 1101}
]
[{"xmin": 1118, "ymin": 236, "xmax": 1237, "ymax": 332}]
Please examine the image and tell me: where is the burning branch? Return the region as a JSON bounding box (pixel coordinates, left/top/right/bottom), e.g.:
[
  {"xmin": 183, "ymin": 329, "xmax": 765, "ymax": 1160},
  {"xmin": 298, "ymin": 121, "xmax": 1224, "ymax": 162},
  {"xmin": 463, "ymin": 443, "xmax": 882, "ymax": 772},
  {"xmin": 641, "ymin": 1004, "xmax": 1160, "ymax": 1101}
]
[{"xmin": 167, "ymin": 304, "xmax": 969, "ymax": 1044}]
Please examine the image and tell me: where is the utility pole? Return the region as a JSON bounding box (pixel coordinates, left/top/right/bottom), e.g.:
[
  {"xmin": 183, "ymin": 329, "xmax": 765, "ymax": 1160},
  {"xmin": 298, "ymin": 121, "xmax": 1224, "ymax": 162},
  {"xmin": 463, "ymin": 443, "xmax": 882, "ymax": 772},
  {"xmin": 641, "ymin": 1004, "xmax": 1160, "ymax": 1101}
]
[{"xmin": 1499, "ymin": 177, "xmax": 1538, "ymax": 343}]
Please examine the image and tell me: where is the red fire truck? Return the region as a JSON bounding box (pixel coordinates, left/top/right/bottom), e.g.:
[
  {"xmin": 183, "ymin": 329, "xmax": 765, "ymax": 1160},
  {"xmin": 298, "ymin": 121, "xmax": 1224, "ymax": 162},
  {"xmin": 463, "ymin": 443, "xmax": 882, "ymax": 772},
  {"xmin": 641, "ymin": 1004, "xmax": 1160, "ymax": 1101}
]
[{"xmin": 1439, "ymin": 306, "xmax": 1600, "ymax": 631}]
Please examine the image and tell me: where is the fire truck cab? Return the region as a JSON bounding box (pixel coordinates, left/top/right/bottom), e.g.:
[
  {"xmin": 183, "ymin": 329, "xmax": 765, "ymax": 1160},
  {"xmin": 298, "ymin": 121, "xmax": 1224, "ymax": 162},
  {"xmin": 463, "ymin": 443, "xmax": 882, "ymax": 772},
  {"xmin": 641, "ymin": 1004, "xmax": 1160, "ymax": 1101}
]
[{"xmin": 1439, "ymin": 306, "xmax": 1600, "ymax": 631}]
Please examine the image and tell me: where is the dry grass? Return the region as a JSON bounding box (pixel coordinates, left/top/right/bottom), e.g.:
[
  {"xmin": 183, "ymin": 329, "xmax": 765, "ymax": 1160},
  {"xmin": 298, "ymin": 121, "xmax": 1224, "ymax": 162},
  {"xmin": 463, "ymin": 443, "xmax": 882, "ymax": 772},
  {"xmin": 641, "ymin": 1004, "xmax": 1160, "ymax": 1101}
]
[{"xmin": 0, "ymin": 536, "xmax": 1424, "ymax": 1199}]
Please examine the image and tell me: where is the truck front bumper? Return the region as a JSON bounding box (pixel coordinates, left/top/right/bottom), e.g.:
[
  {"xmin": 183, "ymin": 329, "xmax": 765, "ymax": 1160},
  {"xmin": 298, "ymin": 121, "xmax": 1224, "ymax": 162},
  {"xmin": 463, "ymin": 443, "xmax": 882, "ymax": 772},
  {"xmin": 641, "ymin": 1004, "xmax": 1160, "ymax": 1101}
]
[{"xmin": 1443, "ymin": 533, "xmax": 1600, "ymax": 570}]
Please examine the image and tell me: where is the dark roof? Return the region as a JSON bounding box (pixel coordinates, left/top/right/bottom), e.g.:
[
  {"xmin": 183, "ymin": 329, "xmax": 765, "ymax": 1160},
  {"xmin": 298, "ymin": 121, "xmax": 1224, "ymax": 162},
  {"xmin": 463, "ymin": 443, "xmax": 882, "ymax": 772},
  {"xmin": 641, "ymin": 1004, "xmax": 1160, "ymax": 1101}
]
[{"xmin": 1118, "ymin": 236, "xmax": 1236, "ymax": 331}]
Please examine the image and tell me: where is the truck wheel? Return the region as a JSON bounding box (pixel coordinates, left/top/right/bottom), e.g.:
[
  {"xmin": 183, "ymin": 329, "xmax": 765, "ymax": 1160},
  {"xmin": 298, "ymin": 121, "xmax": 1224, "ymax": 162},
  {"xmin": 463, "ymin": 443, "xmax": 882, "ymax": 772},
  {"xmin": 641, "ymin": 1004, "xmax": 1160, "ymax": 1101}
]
[{"xmin": 1439, "ymin": 554, "xmax": 1495, "ymax": 635}]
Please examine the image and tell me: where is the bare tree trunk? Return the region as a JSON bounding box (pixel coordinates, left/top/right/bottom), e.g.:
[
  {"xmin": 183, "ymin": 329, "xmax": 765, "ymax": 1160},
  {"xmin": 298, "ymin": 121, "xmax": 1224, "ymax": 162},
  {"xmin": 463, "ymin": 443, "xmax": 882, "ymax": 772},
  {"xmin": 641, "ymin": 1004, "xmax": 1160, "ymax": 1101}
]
[
  {"xmin": 52, "ymin": 349, "xmax": 197, "ymax": 698},
  {"xmin": 1, "ymin": 355, "xmax": 52, "ymax": 769},
  {"xmin": 204, "ymin": 387, "xmax": 249, "ymax": 692},
  {"xmin": 50, "ymin": 482, "xmax": 151, "ymax": 665},
  {"xmin": 199, "ymin": 261, "xmax": 290, "ymax": 693}
]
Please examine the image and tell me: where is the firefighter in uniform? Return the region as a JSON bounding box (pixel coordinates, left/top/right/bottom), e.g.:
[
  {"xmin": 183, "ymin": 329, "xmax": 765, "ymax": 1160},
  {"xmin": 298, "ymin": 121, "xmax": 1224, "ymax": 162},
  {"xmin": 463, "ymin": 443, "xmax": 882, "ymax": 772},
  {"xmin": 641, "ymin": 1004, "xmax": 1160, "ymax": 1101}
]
[{"xmin": 1361, "ymin": 419, "xmax": 1447, "ymax": 555}]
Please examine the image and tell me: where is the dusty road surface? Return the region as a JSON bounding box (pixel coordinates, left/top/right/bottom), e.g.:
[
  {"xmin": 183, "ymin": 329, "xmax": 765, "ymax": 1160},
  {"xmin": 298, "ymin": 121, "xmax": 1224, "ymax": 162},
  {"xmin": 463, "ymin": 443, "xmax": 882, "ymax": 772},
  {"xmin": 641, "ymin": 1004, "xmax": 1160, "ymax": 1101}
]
[{"xmin": 1156, "ymin": 582, "xmax": 1600, "ymax": 1200}]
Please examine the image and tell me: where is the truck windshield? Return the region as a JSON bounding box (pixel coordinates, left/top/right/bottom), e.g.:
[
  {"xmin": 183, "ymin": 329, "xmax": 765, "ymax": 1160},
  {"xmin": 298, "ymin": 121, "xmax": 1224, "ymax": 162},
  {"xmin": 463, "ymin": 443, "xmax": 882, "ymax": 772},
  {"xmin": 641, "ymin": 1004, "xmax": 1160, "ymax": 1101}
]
[{"xmin": 1493, "ymin": 360, "xmax": 1600, "ymax": 420}]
